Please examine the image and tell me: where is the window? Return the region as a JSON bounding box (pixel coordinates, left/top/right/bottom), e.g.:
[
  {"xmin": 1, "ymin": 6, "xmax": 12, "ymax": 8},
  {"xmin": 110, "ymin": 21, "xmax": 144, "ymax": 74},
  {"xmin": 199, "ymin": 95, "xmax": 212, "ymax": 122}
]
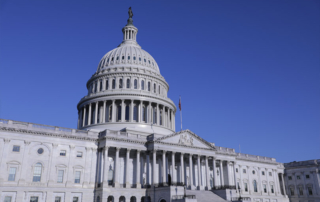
[
  {"xmin": 30, "ymin": 197, "xmax": 39, "ymax": 202},
  {"xmin": 308, "ymin": 187, "xmax": 313, "ymax": 195},
  {"xmin": 160, "ymin": 110, "xmax": 162, "ymax": 125},
  {"xmin": 8, "ymin": 167, "xmax": 16, "ymax": 181},
  {"xmin": 126, "ymin": 79, "xmax": 130, "ymax": 88},
  {"xmin": 122, "ymin": 56, "xmax": 124, "ymax": 60},
  {"xmin": 263, "ymin": 184, "xmax": 267, "ymax": 193},
  {"xmin": 144, "ymin": 59, "xmax": 146, "ymax": 62},
  {"xmin": 153, "ymin": 108, "xmax": 157, "ymax": 124},
  {"xmin": 141, "ymin": 80, "xmax": 145, "ymax": 90},
  {"xmin": 100, "ymin": 81, "xmax": 102, "ymax": 91},
  {"xmin": 117, "ymin": 105, "xmax": 121, "ymax": 121},
  {"xmin": 73, "ymin": 197, "xmax": 79, "ymax": 202},
  {"xmin": 125, "ymin": 105, "xmax": 129, "ymax": 121},
  {"xmin": 244, "ymin": 183, "xmax": 248, "ymax": 192},
  {"xmin": 60, "ymin": 150, "xmax": 66, "ymax": 156},
  {"xmin": 142, "ymin": 107, "xmax": 146, "ymax": 122},
  {"xmin": 111, "ymin": 57, "xmax": 114, "ymax": 61},
  {"xmin": 243, "ymin": 169, "xmax": 246, "ymax": 173},
  {"xmin": 55, "ymin": 197, "xmax": 61, "ymax": 202},
  {"xmin": 154, "ymin": 84, "xmax": 156, "ymax": 93},
  {"xmin": 112, "ymin": 79, "xmax": 115, "ymax": 89},
  {"xmin": 133, "ymin": 106, "xmax": 138, "ymax": 121},
  {"xmin": 57, "ymin": 170, "xmax": 64, "ymax": 183},
  {"xmin": 236, "ymin": 168, "xmax": 238, "ymax": 173},
  {"xmin": 252, "ymin": 170, "xmax": 255, "ymax": 174},
  {"xmin": 271, "ymin": 185, "xmax": 274, "ymax": 193},
  {"xmin": 134, "ymin": 79, "xmax": 137, "ymax": 89},
  {"xmin": 297, "ymin": 175, "xmax": 300, "ymax": 180},
  {"xmin": 12, "ymin": 145, "xmax": 20, "ymax": 152},
  {"xmin": 299, "ymin": 187, "xmax": 303, "ymax": 195},
  {"xmin": 237, "ymin": 182, "xmax": 240, "ymax": 189},
  {"xmin": 148, "ymin": 60, "xmax": 150, "ymax": 64},
  {"xmin": 148, "ymin": 82, "xmax": 150, "ymax": 91},
  {"xmin": 117, "ymin": 56, "xmax": 119, "ymax": 60},
  {"xmin": 94, "ymin": 82, "xmax": 97, "ymax": 93},
  {"xmin": 4, "ymin": 196, "xmax": 12, "ymax": 202},
  {"xmin": 106, "ymin": 80, "xmax": 109, "ymax": 90},
  {"xmin": 288, "ymin": 176, "xmax": 292, "ymax": 180},
  {"xmin": 253, "ymin": 180, "xmax": 258, "ymax": 192},
  {"xmin": 33, "ymin": 163, "xmax": 42, "ymax": 182},
  {"xmin": 128, "ymin": 56, "xmax": 130, "ymax": 60},
  {"xmin": 133, "ymin": 56, "xmax": 136, "ymax": 60},
  {"xmin": 75, "ymin": 171, "xmax": 81, "ymax": 183},
  {"xmin": 306, "ymin": 175, "xmax": 310, "ymax": 179},
  {"xmin": 37, "ymin": 148, "xmax": 44, "ymax": 154},
  {"xmin": 269, "ymin": 172, "xmax": 272, "ymax": 176},
  {"xmin": 77, "ymin": 152, "xmax": 82, "ymax": 158},
  {"xmin": 119, "ymin": 79, "xmax": 123, "ymax": 88},
  {"xmin": 290, "ymin": 187, "xmax": 294, "ymax": 195},
  {"xmin": 109, "ymin": 106, "xmax": 112, "ymax": 121},
  {"xmin": 97, "ymin": 196, "xmax": 100, "ymax": 202},
  {"xmin": 262, "ymin": 171, "xmax": 265, "ymax": 175},
  {"xmin": 139, "ymin": 57, "xmax": 141, "ymax": 61}
]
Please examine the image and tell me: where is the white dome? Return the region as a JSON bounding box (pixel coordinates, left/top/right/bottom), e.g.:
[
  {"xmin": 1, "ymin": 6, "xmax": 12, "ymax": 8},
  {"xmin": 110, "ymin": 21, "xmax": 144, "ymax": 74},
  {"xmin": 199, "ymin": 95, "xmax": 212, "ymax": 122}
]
[{"xmin": 96, "ymin": 45, "xmax": 160, "ymax": 73}]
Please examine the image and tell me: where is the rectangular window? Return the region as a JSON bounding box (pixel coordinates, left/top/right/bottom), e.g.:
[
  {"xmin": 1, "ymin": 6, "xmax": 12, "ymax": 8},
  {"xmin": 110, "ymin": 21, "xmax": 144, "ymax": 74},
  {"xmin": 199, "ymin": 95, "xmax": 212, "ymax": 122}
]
[
  {"xmin": 60, "ymin": 150, "xmax": 66, "ymax": 156},
  {"xmin": 74, "ymin": 171, "xmax": 81, "ymax": 183},
  {"xmin": 290, "ymin": 187, "xmax": 294, "ymax": 196},
  {"xmin": 12, "ymin": 145, "xmax": 20, "ymax": 152},
  {"xmin": 271, "ymin": 185, "xmax": 274, "ymax": 193},
  {"xmin": 263, "ymin": 184, "xmax": 267, "ymax": 193},
  {"xmin": 73, "ymin": 197, "xmax": 79, "ymax": 202},
  {"xmin": 306, "ymin": 175, "xmax": 310, "ymax": 179},
  {"xmin": 76, "ymin": 152, "xmax": 82, "ymax": 158},
  {"xmin": 55, "ymin": 197, "xmax": 61, "ymax": 202},
  {"xmin": 57, "ymin": 170, "xmax": 64, "ymax": 183},
  {"xmin": 288, "ymin": 176, "xmax": 292, "ymax": 180},
  {"xmin": 262, "ymin": 171, "xmax": 265, "ymax": 175},
  {"xmin": 269, "ymin": 172, "xmax": 272, "ymax": 176},
  {"xmin": 8, "ymin": 167, "xmax": 16, "ymax": 181},
  {"xmin": 297, "ymin": 175, "xmax": 300, "ymax": 179},
  {"xmin": 308, "ymin": 187, "xmax": 313, "ymax": 195},
  {"xmin": 243, "ymin": 169, "xmax": 246, "ymax": 174},
  {"xmin": 299, "ymin": 187, "xmax": 303, "ymax": 195},
  {"xmin": 4, "ymin": 196, "xmax": 12, "ymax": 202},
  {"xmin": 244, "ymin": 183, "xmax": 248, "ymax": 192},
  {"xmin": 30, "ymin": 196, "xmax": 39, "ymax": 202},
  {"xmin": 237, "ymin": 182, "xmax": 240, "ymax": 189}
]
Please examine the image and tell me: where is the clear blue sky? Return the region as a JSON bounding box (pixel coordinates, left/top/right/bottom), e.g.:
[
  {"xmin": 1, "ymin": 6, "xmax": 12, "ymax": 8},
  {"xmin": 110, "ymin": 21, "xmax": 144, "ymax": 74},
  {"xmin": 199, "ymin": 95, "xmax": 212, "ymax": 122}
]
[{"xmin": 1, "ymin": 0, "xmax": 319, "ymax": 163}]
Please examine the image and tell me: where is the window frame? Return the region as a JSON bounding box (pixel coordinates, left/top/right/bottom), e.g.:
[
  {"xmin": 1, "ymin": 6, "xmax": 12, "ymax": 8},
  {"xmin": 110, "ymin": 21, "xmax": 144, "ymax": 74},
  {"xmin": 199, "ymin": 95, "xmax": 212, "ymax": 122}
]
[
  {"xmin": 32, "ymin": 163, "xmax": 42, "ymax": 182},
  {"xmin": 74, "ymin": 171, "xmax": 81, "ymax": 184},
  {"xmin": 57, "ymin": 170, "xmax": 64, "ymax": 183},
  {"xmin": 12, "ymin": 145, "xmax": 20, "ymax": 152},
  {"xmin": 60, "ymin": 150, "xmax": 66, "ymax": 157},
  {"xmin": 4, "ymin": 196, "xmax": 12, "ymax": 202},
  {"xmin": 8, "ymin": 167, "xmax": 17, "ymax": 181},
  {"xmin": 55, "ymin": 196, "xmax": 61, "ymax": 202},
  {"xmin": 76, "ymin": 152, "xmax": 83, "ymax": 158}
]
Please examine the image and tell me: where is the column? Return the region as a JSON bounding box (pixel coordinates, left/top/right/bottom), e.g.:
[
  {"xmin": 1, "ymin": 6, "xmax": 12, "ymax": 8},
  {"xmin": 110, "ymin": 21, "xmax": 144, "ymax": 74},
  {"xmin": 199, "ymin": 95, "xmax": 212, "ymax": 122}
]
[
  {"xmin": 146, "ymin": 152, "xmax": 150, "ymax": 185},
  {"xmin": 312, "ymin": 171, "xmax": 320, "ymax": 195},
  {"xmin": 171, "ymin": 110, "xmax": 174, "ymax": 130},
  {"xmin": 88, "ymin": 103, "xmax": 92, "ymax": 125},
  {"xmin": 226, "ymin": 161, "xmax": 231, "ymax": 186},
  {"xmin": 148, "ymin": 102, "xmax": 152, "ymax": 123},
  {"xmin": 103, "ymin": 101, "xmax": 106, "ymax": 123},
  {"xmin": 112, "ymin": 100, "xmax": 116, "ymax": 122},
  {"xmin": 114, "ymin": 147, "xmax": 120, "ymax": 188},
  {"xmin": 180, "ymin": 153, "xmax": 185, "ymax": 185},
  {"xmin": 189, "ymin": 154, "xmax": 194, "ymax": 189},
  {"xmin": 152, "ymin": 150, "xmax": 157, "ymax": 186},
  {"xmin": 197, "ymin": 155, "xmax": 201, "ymax": 189},
  {"xmin": 121, "ymin": 100, "xmax": 125, "ymax": 122},
  {"xmin": 90, "ymin": 148, "xmax": 97, "ymax": 186},
  {"xmin": 77, "ymin": 109, "xmax": 81, "ymax": 128},
  {"xmin": 220, "ymin": 160, "xmax": 224, "ymax": 186},
  {"xmin": 247, "ymin": 166, "xmax": 252, "ymax": 194},
  {"xmin": 136, "ymin": 150, "xmax": 141, "ymax": 188},
  {"xmin": 94, "ymin": 102, "xmax": 98, "ymax": 124},
  {"xmin": 167, "ymin": 108, "xmax": 170, "ymax": 128},
  {"xmin": 103, "ymin": 147, "xmax": 109, "ymax": 184},
  {"xmin": 97, "ymin": 80, "xmax": 100, "ymax": 92},
  {"xmin": 233, "ymin": 162, "xmax": 239, "ymax": 195},
  {"xmin": 17, "ymin": 141, "xmax": 31, "ymax": 185},
  {"xmin": 102, "ymin": 78, "xmax": 106, "ymax": 91},
  {"xmin": 130, "ymin": 100, "xmax": 134, "ymax": 122},
  {"xmin": 173, "ymin": 113, "xmax": 176, "ymax": 131},
  {"xmin": 258, "ymin": 167, "xmax": 263, "ymax": 194},
  {"xmin": 156, "ymin": 103, "xmax": 160, "ymax": 125},
  {"xmin": 213, "ymin": 158, "xmax": 217, "ymax": 188},
  {"xmin": 162, "ymin": 151, "xmax": 166, "ymax": 184},
  {"xmin": 266, "ymin": 169, "xmax": 270, "ymax": 195},
  {"xmin": 82, "ymin": 106, "xmax": 86, "ymax": 126},
  {"xmin": 172, "ymin": 152, "xmax": 176, "ymax": 183},
  {"xmin": 281, "ymin": 173, "xmax": 286, "ymax": 195},
  {"xmin": 205, "ymin": 156, "xmax": 210, "ymax": 190},
  {"xmin": 125, "ymin": 149, "xmax": 131, "ymax": 187},
  {"xmin": 273, "ymin": 169, "xmax": 279, "ymax": 195},
  {"xmin": 239, "ymin": 165, "xmax": 244, "ymax": 194},
  {"xmin": 139, "ymin": 100, "xmax": 143, "ymax": 122}
]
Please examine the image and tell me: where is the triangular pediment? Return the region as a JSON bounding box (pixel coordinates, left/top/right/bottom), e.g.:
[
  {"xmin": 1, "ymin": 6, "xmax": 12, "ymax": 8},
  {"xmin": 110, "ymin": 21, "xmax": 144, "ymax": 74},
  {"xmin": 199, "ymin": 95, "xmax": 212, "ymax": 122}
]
[{"xmin": 154, "ymin": 129, "xmax": 216, "ymax": 150}]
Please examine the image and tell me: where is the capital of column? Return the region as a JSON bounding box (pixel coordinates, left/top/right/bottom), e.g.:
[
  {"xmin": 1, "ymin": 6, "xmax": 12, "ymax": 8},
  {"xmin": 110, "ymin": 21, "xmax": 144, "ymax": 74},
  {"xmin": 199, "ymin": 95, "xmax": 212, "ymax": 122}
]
[
  {"xmin": 115, "ymin": 147, "xmax": 120, "ymax": 151},
  {"xmin": 103, "ymin": 146, "xmax": 109, "ymax": 151},
  {"xmin": 52, "ymin": 143, "xmax": 58, "ymax": 148},
  {"xmin": 3, "ymin": 139, "xmax": 10, "ymax": 144},
  {"xmin": 69, "ymin": 145, "xmax": 75, "ymax": 150},
  {"xmin": 162, "ymin": 150, "xmax": 166, "ymax": 154},
  {"xmin": 172, "ymin": 151, "xmax": 176, "ymax": 155},
  {"xmin": 127, "ymin": 149, "xmax": 131, "ymax": 153},
  {"xmin": 152, "ymin": 150, "xmax": 157, "ymax": 154},
  {"xmin": 24, "ymin": 141, "xmax": 31, "ymax": 145}
]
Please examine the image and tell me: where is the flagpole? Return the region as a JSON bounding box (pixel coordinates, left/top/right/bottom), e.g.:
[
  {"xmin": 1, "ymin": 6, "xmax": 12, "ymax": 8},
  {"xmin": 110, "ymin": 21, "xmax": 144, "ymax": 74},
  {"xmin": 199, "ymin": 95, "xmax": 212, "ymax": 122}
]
[{"xmin": 180, "ymin": 96, "xmax": 182, "ymax": 131}]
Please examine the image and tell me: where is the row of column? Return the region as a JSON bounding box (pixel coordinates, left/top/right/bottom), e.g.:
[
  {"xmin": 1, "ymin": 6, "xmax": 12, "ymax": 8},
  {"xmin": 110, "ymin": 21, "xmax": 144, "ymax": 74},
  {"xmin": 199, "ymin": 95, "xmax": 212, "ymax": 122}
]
[
  {"xmin": 124, "ymin": 28, "xmax": 136, "ymax": 41},
  {"xmin": 78, "ymin": 100, "xmax": 175, "ymax": 131}
]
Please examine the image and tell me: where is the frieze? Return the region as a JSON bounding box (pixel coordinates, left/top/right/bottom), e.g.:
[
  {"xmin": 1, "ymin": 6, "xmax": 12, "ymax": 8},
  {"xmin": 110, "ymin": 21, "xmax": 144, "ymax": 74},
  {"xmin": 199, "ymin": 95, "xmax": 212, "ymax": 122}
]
[{"xmin": 178, "ymin": 133, "xmax": 193, "ymax": 146}]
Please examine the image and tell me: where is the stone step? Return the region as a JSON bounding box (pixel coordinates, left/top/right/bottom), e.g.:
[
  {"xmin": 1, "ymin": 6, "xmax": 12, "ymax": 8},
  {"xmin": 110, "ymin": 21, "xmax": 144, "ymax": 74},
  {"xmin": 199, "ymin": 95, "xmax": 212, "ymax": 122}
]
[{"xmin": 186, "ymin": 190, "xmax": 228, "ymax": 202}]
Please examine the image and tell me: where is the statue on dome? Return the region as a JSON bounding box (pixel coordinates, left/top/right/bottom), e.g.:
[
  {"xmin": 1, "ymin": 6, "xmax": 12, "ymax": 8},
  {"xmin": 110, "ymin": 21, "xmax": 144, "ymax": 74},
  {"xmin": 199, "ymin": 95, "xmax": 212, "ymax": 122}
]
[{"xmin": 128, "ymin": 7, "xmax": 133, "ymax": 18}]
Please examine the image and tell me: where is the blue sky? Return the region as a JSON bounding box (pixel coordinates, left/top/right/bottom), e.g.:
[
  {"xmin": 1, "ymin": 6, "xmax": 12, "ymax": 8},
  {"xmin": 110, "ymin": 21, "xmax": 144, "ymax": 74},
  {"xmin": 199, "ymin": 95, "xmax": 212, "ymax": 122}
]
[{"xmin": 0, "ymin": 0, "xmax": 319, "ymax": 163}]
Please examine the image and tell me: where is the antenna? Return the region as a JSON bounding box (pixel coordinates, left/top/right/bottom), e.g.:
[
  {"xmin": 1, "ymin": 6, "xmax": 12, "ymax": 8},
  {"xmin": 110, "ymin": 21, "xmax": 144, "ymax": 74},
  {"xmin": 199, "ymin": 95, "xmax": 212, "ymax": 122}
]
[{"xmin": 239, "ymin": 144, "xmax": 241, "ymax": 153}]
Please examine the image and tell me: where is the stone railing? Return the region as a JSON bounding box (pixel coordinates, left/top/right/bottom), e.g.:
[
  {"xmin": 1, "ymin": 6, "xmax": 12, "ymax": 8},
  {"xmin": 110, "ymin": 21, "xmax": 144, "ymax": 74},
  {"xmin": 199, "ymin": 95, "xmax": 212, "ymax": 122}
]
[
  {"xmin": 212, "ymin": 185, "xmax": 236, "ymax": 190},
  {"xmin": 0, "ymin": 118, "xmax": 98, "ymax": 138},
  {"xmin": 172, "ymin": 195, "xmax": 196, "ymax": 200},
  {"xmin": 216, "ymin": 146, "xmax": 236, "ymax": 154},
  {"xmin": 236, "ymin": 153, "xmax": 276, "ymax": 163},
  {"xmin": 231, "ymin": 197, "xmax": 251, "ymax": 201}
]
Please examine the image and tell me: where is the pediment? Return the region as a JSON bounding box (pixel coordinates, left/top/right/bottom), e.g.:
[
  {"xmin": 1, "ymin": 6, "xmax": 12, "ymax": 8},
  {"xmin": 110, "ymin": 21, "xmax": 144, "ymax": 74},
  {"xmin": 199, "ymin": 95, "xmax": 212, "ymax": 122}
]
[{"xmin": 154, "ymin": 129, "xmax": 216, "ymax": 150}]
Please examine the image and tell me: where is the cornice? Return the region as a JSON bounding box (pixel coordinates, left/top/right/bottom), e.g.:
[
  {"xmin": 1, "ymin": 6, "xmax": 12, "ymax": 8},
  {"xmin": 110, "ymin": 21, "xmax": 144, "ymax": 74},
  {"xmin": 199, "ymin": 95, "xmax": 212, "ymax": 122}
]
[
  {"xmin": 150, "ymin": 140, "xmax": 215, "ymax": 152},
  {"xmin": 102, "ymin": 136, "xmax": 146, "ymax": 145},
  {"xmin": 0, "ymin": 127, "xmax": 98, "ymax": 142},
  {"xmin": 236, "ymin": 156, "xmax": 279, "ymax": 165}
]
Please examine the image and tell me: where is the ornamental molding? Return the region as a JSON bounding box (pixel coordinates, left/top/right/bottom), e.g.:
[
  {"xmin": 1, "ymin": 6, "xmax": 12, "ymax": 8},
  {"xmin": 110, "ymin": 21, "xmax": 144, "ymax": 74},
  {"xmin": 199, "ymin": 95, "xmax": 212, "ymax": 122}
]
[
  {"xmin": 103, "ymin": 136, "xmax": 146, "ymax": 145},
  {"xmin": 236, "ymin": 156, "xmax": 278, "ymax": 165},
  {"xmin": 0, "ymin": 127, "xmax": 98, "ymax": 142}
]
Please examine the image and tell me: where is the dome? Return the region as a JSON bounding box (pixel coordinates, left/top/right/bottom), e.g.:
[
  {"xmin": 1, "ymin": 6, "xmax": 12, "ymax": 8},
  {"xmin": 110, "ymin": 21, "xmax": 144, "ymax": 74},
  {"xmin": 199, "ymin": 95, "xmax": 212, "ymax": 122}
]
[{"xmin": 96, "ymin": 45, "xmax": 160, "ymax": 73}]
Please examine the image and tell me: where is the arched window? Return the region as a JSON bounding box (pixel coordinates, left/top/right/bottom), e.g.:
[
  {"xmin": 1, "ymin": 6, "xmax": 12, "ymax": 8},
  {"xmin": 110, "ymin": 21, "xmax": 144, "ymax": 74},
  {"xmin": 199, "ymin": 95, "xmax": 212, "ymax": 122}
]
[
  {"xmin": 119, "ymin": 79, "xmax": 123, "ymax": 89},
  {"xmin": 154, "ymin": 84, "xmax": 156, "ymax": 93},
  {"xmin": 106, "ymin": 80, "xmax": 109, "ymax": 90},
  {"xmin": 148, "ymin": 82, "xmax": 151, "ymax": 91},
  {"xmin": 108, "ymin": 196, "xmax": 114, "ymax": 202},
  {"xmin": 94, "ymin": 82, "xmax": 97, "ymax": 93},
  {"xmin": 109, "ymin": 106, "xmax": 112, "ymax": 121},
  {"xmin": 112, "ymin": 79, "xmax": 116, "ymax": 89},
  {"xmin": 142, "ymin": 107, "xmax": 146, "ymax": 122},
  {"xmin": 127, "ymin": 79, "xmax": 130, "ymax": 88},
  {"xmin": 133, "ymin": 106, "xmax": 138, "ymax": 121},
  {"xmin": 125, "ymin": 105, "xmax": 129, "ymax": 121},
  {"xmin": 130, "ymin": 196, "xmax": 137, "ymax": 202},
  {"xmin": 134, "ymin": 79, "xmax": 138, "ymax": 89},
  {"xmin": 33, "ymin": 163, "xmax": 42, "ymax": 182},
  {"xmin": 253, "ymin": 180, "xmax": 258, "ymax": 192},
  {"xmin": 117, "ymin": 105, "xmax": 121, "ymax": 121},
  {"xmin": 100, "ymin": 80, "xmax": 103, "ymax": 91},
  {"xmin": 153, "ymin": 108, "xmax": 157, "ymax": 124},
  {"xmin": 141, "ymin": 80, "xmax": 145, "ymax": 90},
  {"xmin": 96, "ymin": 196, "xmax": 100, "ymax": 202},
  {"xmin": 119, "ymin": 196, "xmax": 125, "ymax": 202}
]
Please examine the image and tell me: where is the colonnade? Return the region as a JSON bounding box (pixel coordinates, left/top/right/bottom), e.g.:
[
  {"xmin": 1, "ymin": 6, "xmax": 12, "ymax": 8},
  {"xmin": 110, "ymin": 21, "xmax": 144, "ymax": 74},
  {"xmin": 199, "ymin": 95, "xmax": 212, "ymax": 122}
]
[{"xmin": 78, "ymin": 99, "xmax": 175, "ymax": 130}]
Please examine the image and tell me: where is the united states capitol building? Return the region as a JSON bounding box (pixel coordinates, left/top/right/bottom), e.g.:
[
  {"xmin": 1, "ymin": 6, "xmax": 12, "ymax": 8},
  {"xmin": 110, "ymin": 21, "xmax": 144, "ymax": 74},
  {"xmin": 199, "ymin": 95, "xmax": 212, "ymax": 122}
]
[{"xmin": 0, "ymin": 10, "xmax": 319, "ymax": 202}]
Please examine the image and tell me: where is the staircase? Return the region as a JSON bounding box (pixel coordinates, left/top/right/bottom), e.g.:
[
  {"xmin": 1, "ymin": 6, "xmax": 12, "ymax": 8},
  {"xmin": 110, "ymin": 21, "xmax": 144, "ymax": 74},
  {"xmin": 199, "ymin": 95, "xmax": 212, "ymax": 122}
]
[{"xmin": 186, "ymin": 190, "xmax": 228, "ymax": 202}]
